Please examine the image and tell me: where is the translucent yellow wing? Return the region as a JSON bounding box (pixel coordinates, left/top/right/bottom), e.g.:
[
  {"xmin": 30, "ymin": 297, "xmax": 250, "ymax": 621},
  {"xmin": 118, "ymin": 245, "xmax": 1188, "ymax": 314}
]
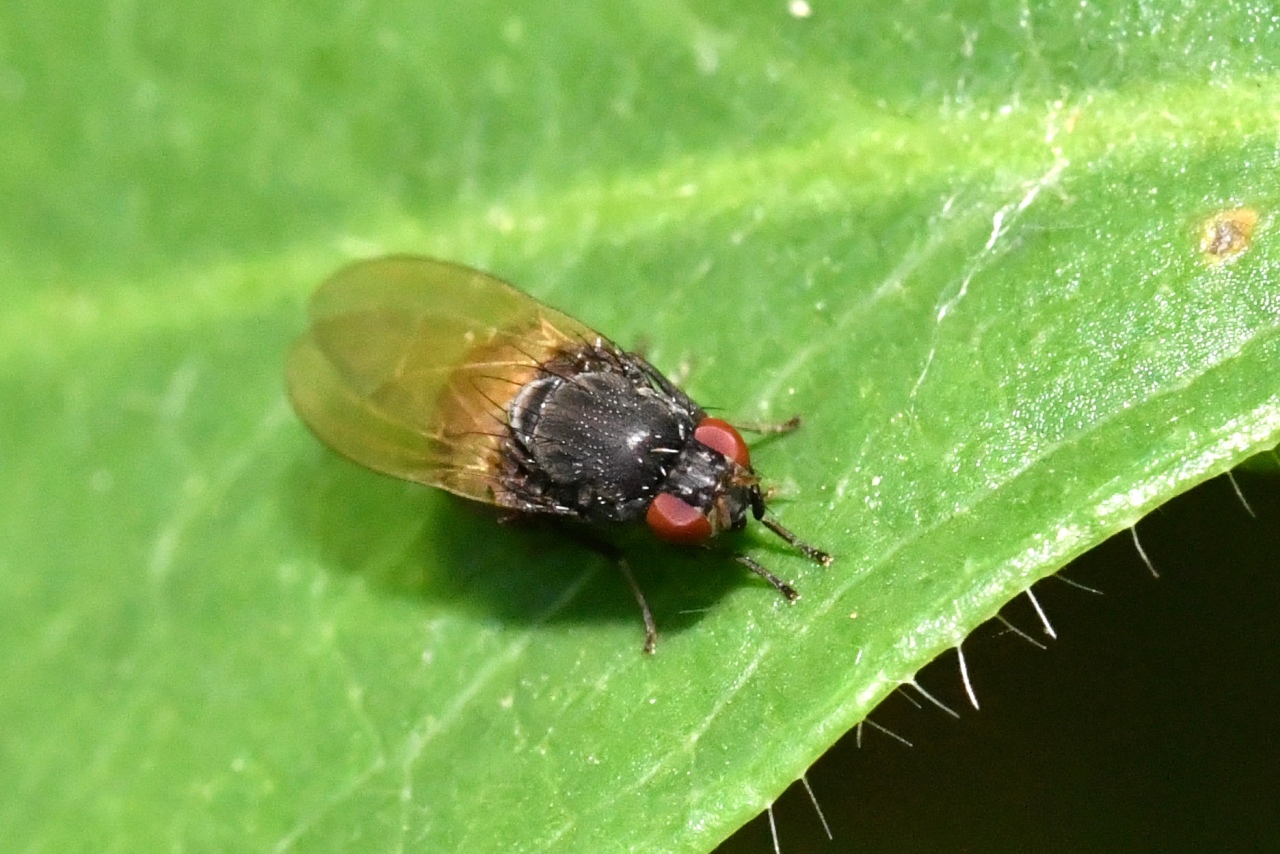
[{"xmin": 286, "ymin": 256, "xmax": 600, "ymax": 505}]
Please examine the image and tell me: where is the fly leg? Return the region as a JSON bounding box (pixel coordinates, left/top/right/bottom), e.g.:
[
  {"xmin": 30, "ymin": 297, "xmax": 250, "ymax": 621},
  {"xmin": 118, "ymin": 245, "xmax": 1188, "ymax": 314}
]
[
  {"xmin": 560, "ymin": 528, "xmax": 659, "ymax": 654},
  {"xmin": 731, "ymin": 416, "xmax": 802, "ymax": 434}
]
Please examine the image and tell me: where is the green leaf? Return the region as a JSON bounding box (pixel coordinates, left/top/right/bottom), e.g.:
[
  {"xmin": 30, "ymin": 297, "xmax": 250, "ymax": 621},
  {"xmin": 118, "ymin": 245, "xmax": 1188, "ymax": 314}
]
[{"xmin": 3, "ymin": 2, "xmax": 1278, "ymax": 851}]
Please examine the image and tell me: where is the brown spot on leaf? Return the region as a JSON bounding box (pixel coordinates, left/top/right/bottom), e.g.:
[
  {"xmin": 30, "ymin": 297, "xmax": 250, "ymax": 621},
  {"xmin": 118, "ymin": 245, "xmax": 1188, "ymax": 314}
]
[{"xmin": 1200, "ymin": 207, "xmax": 1259, "ymax": 265}]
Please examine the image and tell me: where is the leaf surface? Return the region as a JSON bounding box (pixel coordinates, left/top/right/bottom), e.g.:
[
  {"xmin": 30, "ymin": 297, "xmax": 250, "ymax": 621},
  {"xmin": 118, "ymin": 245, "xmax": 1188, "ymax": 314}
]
[{"xmin": 2, "ymin": 2, "xmax": 1279, "ymax": 851}]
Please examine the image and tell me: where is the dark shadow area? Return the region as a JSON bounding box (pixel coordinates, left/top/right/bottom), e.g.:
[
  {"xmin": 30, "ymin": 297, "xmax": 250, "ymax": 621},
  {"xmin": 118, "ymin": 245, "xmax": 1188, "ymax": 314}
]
[
  {"xmin": 280, "ymin": 448, "xmax": 765, "ymax": 644},
  {"xmin": 720, "ymin": 470, "xmax": 1280, "ymax": 854}
]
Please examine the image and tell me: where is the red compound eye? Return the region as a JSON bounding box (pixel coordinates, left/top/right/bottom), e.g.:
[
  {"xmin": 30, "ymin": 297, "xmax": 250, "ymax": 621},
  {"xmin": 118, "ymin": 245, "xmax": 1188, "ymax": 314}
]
[
  {"xmin": 693, "ymin": 417, "xmax": 751, "ymax": 468},
  {"xmin": 646, "ymin": 492, "xmax": 713, "ymax": 545}
]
